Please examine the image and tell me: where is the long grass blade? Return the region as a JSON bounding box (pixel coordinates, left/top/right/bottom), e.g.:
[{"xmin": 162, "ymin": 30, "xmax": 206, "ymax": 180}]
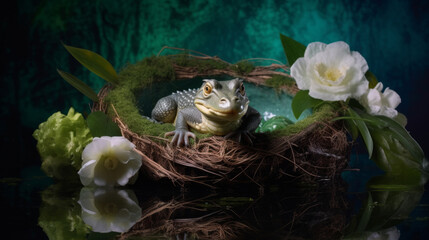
[
  {"xmin": 57, "ymin": 69, "xmax": 99, "ymax": 102},
  {"xmin": 63, "ymin": 44, "xmax": 118, "ymax": 84}
]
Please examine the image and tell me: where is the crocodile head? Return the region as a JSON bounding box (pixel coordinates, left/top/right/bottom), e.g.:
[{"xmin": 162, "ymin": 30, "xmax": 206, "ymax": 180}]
[{"xmin": 194, "ymin": 78, "xmax": 249, "ymax": 123}]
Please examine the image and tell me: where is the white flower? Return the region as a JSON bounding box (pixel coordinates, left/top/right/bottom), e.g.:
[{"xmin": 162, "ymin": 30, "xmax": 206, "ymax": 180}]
[
  {"xmin": 78, "ymin": 187, "xmax": 142, "ymax": 233},
  {"xmin": 359, "ymin": 82, "xmax": 401, "ymax": 118},
  {"xmin": 291, "ymin": 41, "xmax": 369, "ymax": 101},
  {"xmin": 78, "ymin": 136, "xmax": 142, "ymax": 187}
]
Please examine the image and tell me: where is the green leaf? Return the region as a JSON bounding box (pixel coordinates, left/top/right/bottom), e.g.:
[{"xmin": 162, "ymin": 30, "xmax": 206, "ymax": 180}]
[
  {"xmin": 351, "ymin": 111, "xmax": 428, "ymax": 179},
  {"xmin": 349, "ymin": 188, "xmax": 423, "ymax": 235},
  {"xmin": 63, "ymin": 43, "xmax": 118, "ymax": 84},
  {"xmin": 356, "ymin": 194, "xmax": 373, "ymax": 232},
  {"xmin": 291, "ymin": 90, "xmax": 323, "ymax": 119},
  {"xmin": 332, "ymin": 115, "xmax": 378, "ymax": 125},
  {"xmin": 393, "ymin": 112, "xmax": 407, "ymax": 128},
  {"xmin": 280, "ymin": 33, "xmax": 306, "ymax": 66},
  {"xmin": 365, "ymin": 71, "xmax": 378, "ymax": 89},
  {"xmin": 348, "ymin": 108, "xmax": 373, "ymax": 157},
  {"xmin": 344, "ymin": 118, "xmax": 359, "ymax": 140},
  {"xmin": 367, "ymin": 172, "xmax": 427, "ymax": 190},
  {"xmin": 57, "ymin": 69, "xmax": 99, "ymax": 102},
  {"xmin": 345, "ymin": 174, "xmax": 425, "ymax": 236},
  {"xmin": 86, "ymin": 111, "xmax": 122, "ymax": 137},
  {"xmin": 365, "ymin": 189, "xmax": 423, "ymax": 230},
  {"xmin": 368, "ymin": 115, "xmax": 424, "ymax": 162}
]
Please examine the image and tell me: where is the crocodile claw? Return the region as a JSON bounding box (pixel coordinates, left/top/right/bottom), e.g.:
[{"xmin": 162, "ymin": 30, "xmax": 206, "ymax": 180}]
[
  {"xmin": 224, "ymin": 130, "xmax": 256, "ymax": 145},
  {"xmin": 165, "ymin": 129, "xmax": 196, "ymax": 147}
]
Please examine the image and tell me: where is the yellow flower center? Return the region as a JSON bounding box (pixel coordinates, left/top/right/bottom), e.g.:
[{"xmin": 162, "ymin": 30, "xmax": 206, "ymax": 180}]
[
  {"xmin": 102, "ymin": 155, "xmax": 118, "ymax": 170},
  {"xmin": 316, "ymin": 63, "xmax": 343, "ymax": 82},
  {"xmin": 325, "ymin": 68, "xmax": 342, "ymax": 81},
  {"xmin": 102, "ymin": 202, "xmax": 118, "ymax": 215}
]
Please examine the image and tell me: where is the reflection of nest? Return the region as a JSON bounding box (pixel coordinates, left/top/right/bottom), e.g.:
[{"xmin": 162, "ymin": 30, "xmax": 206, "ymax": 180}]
[
  {"xmin": 93, "ymin": 48, "xmax": 351, "ymax": 186},
  {"xmin": 121, "ymin": 200, "xmax": 249, "ymax": 240},
  {"xmin": 119, "ymin": 182, "xmax": 349, "ymax": 240}
]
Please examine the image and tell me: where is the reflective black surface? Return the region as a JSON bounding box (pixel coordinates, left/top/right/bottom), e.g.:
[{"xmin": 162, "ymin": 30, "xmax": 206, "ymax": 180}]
[{"xmin": 1, "ymin": 153, "xmax": 428, "ymax": 240}]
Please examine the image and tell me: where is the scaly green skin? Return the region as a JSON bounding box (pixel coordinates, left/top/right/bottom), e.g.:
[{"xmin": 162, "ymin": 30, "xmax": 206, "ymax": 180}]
[{"xmin": 152, "ymin": 78, "xmax": 261, "ymax": 146}]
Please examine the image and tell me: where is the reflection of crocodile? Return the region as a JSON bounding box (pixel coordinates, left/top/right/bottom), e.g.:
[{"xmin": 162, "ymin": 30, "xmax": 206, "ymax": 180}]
[{"xmin": 151, "ymin": 78, "xmax": 261, "ymax": 146}]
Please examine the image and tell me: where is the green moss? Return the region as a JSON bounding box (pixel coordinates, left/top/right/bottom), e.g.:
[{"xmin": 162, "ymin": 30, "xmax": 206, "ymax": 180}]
[
  {"xmin": 268, "ymin": 103, "xmax": 338, "ymax": 137},
  {"xmin": 106, "ymin": 86, "xmax": 173, "ymax": 137},
  {"xmin": 118, "ymin": 56, "xmax": 176, "ymax": 88},
  {"xmin": 106, "ymin": 56, "xmax": 215, "ymax": 139},
  {"xmin": 106, "ymin": 57, "xmax": 176, "ymax": 137},
  {"xmin": 265, "ymin": 75, "xmax": 295, "ymax": 90},
  {"xmin": 230, "ymin": 60, "xmax": 255, "ymax": 75}
]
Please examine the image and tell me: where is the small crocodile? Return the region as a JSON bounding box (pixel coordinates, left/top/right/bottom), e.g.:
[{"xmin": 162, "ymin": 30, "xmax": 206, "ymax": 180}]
[{"xmin": 151, "ymin": 78, "xmax": 261, "ymax": 146}]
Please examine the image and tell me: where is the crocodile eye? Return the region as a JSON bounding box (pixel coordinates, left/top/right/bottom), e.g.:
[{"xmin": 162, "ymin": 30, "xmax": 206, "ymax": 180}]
[
  {"xmin": 239, "ymin": 83, "xmax": 245, "ymax": 96},
  {"xmin": 203, "ymin": 83, "xmax": 212, "ymax": 95}
]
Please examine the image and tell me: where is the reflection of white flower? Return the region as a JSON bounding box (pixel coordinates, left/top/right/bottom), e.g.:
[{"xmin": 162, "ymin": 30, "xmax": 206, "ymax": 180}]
[
  {"xmin": 78, "ymin": 136, "xmax": 142, "ymax": 187},
  {"xmin": 291, "ymin": 41, "xmax": 369, "ymax": 101},
  {"xmin": 359, "ymin": 82, "xmax": 401, "ymax": 118},
  {"xmin": 78, "ymin": 187, "xmax": 142, "ymax": 233},
  {"xmin": 367, "ymin": 226, "xmax": 400, "ymax": 240}
]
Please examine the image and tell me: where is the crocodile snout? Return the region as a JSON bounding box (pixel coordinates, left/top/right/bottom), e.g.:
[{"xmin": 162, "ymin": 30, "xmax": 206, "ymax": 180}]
[{"xmin": 219, "ymin": 97, "xmax": 242, "ymax": 113}]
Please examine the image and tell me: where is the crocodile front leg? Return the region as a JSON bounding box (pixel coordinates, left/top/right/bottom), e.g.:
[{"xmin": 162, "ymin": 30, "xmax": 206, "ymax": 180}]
[
  {"xmin": 225, "ymin": 106, "xmax": 261, "ymax": 145},
  {"xmin": 151, "ymin": 96, "xmax": 177, "ymax": 123},
  {"xmin": 165, "ymin": 109, "xmax": 196, "ymax": 147}
]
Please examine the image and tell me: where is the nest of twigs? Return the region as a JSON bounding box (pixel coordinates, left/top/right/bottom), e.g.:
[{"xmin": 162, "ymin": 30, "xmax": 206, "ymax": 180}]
[{"xmin": 93, "ymin": 47, "xmax": 351, "ymax": 187}]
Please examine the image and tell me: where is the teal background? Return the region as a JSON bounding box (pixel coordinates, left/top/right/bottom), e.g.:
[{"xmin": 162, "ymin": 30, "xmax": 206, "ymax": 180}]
[
  {"xmin": 1, "ymin": 0, "xmax": 429, "ymax": 176},
  {"xmin": 1, "ymin": 1, "xmax": 429, "ymax": 239}
]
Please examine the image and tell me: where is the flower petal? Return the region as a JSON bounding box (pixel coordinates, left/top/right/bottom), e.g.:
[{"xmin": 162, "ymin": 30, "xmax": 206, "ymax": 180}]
[
  {"xmin": 78, "ymin": 188, "xmax": 98, "ymax": 215},
  {"xmin": 351, "ymin": 76, "xmax": 369, "ymax": 98},
  {"xmin": 116, "ymin": 159, "xmax": 141, "ymax": 186},
  {"xmin": 129, "ymin": 150, "xmax": 142, "ymax": 165},
  {"xmin": 82, "ymin": 213, "xmax": 111, "ymax": 233},
  {"xmin": 78, "ymin": 159, "xmax": 97, "ymax": 186},
  {"xmin": 116, "ymin": 169, "xmax": 136, "ymax": 186},
  {"xmin": 81, "ymin": 137, "xmax": 111, "ymax": 163},
  {"xmin": 374, "ymin": 82, "xmax": 384, "ymax": 91},
  {"xmin": 109, "ymin": 209, "xmax": 133, "ymax": 232},
  {"xmin": 290, "ymin": 58, "xmax": 310, "ymax": 90},
  {"xmin": 304, "ymin": 42, "xmax": 327, "ymax": 59},
  {"xmin": 369, "ymin": 105, "xmax": 382, "ymax": 114},
  {"xmin": 383, "ymin": 88, "xmax": 401, "ymax": 108},
  {"xmin": 309, "ymin": 85, "xmax": 350, "ymax": 101},
  {"xmin": 114, "ymin": 149, "xmax": 142, "ymax": 165},
  {"xmin": 326, "ymin": 41, "xmax": 351, "ymax": 55},
  {"xmin": 93, "ymin": 176, "xmax": 108, "ymax": 187},
  {"xmin": 383, "ymin": 108, "xmax": 398, "ymax": 118},
  {"xmin": 351, "ymin": 51, "xmax": 369, "ymax": 74},
  {"xmin": 366, "ymin": 88, "xmax": 382, "ymax": 104},
  {"xmin": 113, "ymin": 150, "xmax": 133, "ymax": 164},
  {"xmin": 110, "ymin": 136, "xmax": 135, "ymax": 149},
  {"xmin": 94, "ymin": 159, "xmax": 128, "ymax": 187}
]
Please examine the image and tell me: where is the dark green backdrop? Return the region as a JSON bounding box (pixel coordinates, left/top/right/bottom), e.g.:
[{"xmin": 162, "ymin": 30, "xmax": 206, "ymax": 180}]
[{"xmin": 2, "ymin": 0, "xmax": 428, "ymax": 177}]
